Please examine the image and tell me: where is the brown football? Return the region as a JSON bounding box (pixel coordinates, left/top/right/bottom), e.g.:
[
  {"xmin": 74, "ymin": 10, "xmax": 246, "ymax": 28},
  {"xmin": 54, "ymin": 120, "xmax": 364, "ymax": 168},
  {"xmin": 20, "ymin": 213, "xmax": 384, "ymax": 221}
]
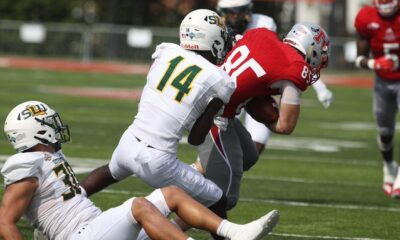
[{"xmin": 245, "ymin": 96, "xmax": 279, "ymax": 124}]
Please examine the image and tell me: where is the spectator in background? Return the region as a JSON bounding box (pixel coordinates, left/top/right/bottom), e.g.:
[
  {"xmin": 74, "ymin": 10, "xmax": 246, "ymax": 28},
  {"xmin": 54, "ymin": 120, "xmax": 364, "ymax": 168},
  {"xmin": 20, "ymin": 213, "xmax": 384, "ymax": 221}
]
[{"xmin": 354, "ymin": 0, "xmax": 400, "ymax": 198}]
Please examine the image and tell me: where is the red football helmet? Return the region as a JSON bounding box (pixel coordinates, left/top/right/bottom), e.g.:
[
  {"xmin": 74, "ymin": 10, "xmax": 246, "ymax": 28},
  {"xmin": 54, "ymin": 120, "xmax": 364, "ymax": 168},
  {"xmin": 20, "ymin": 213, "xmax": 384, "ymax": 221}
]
[{"xmin": 373, "ymin": 0, "xmax": 399, "ymax": 17}]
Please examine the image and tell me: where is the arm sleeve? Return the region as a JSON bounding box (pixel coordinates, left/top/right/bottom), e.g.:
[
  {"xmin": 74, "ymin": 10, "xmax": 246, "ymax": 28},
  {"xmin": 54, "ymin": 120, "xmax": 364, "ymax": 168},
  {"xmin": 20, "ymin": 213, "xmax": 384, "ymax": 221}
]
[
  {"xmin": 271, "ymin": 80, "xmax": 302, "ymax": 105},
  {"xmin": 1, "ymin": 153, "xmax": 41, "ymax": 186},
  {"xmin": 312, "ymin": 79, "xmax": 328, "ymax": 92}
]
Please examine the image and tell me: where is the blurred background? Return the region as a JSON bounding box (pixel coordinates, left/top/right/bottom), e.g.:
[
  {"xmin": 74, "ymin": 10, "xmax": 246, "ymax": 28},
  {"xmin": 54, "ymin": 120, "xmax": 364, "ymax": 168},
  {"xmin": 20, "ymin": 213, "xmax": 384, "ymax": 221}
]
[{"xmin": 0, "ymin": 0, "xmax": 368, "ymax": 69}]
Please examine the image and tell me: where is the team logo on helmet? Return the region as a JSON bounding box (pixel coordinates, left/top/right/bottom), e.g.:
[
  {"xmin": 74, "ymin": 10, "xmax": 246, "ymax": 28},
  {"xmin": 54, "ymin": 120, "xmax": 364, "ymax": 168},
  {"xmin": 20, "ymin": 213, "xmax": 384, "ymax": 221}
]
[{"xmin": 19, "ymin": 103, "xmax": 48, "ymax": 120}]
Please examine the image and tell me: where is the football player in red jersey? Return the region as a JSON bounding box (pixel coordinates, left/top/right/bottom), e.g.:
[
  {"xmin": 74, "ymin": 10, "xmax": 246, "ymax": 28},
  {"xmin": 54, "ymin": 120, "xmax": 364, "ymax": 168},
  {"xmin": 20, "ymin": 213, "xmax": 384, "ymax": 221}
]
[
  {"xmin": 195, "ymin": 23, "xmax": 330, "ymax": 215},
  {"xmin": 354, "ymin": 0, "xmax": 400, "ymax": 198},
  {"xmin": 216, "ymin": 0, "xmax": 333, "ymax": 155}
]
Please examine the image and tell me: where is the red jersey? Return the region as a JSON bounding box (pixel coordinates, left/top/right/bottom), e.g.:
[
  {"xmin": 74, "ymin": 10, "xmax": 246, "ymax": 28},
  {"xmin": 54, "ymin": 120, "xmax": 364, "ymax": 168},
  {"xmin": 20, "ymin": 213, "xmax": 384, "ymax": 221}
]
[
  {"xmin": 221, "ymin": 28, "xmax": 311, "ymax": 118},
  {"xmin": 354, "ymin": 6, "xmax": 400, "ymax": 80}
]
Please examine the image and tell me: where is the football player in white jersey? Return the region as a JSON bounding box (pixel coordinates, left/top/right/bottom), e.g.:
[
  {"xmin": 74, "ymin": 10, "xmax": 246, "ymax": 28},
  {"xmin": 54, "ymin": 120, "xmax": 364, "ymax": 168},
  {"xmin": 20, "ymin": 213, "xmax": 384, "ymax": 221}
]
[
  {"xmin": 78, "ymin": 9, "xmax": 279, "ymax": 239},
  {"xmin": 0, "ymin": 101, "xmax": 280, "ymax": 240},
  {"xmin": 217, "ymin": 0, "xmax": 334, "ymax": 154},
  {"xmin": 81, "ymin": 8, "xmax": 233, "ymax": 212}
]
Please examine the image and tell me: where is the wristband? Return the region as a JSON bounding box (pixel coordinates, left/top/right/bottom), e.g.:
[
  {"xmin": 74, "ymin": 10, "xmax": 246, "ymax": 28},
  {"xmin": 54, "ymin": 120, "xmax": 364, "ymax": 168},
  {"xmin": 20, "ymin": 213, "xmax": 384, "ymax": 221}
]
[
  {"xmin": 367, "ymin": 59, "xmax": 375, "ymax": 70},
  {"xmin": 355, "ymin": 56, "xmax": 366, "ymax": 68}
]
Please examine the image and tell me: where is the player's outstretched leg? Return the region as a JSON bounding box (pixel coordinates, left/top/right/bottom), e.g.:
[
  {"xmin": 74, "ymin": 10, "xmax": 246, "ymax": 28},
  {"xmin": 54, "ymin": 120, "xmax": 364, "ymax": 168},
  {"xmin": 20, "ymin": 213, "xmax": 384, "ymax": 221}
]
[{"xmin": 160, "ymin": 186, "xmax": 280, "ymax": 240}]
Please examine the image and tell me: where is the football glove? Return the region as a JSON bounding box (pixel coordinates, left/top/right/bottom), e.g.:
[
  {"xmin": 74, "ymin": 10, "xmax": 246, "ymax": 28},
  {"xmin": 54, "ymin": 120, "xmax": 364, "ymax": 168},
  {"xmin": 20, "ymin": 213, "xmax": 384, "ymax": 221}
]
[
  {"xmin": 316, "ymin": 88, "xmax": 333, "ymax": 109},
  {"xmin": 370, "ymin": 55, "xmax": 399, "ymax": 72}
]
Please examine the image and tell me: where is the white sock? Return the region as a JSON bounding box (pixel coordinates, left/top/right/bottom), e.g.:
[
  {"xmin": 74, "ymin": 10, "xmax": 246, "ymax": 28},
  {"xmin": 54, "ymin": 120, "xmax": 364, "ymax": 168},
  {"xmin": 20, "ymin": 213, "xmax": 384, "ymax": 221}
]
[
  {"xmin": 216, "ymin": 220, "xmax": 240, "ymax": 238},
  {"xmin": 187, "ymin": 238, "xmax": 195, "ymax": 240}
]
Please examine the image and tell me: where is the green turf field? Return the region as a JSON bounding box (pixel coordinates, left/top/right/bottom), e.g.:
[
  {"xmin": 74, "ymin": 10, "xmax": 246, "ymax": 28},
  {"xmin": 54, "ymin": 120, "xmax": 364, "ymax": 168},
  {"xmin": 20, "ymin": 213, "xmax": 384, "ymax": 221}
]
[{"xmin": 0, "ymin": 68, "xmax": 399, "ymax": 240}]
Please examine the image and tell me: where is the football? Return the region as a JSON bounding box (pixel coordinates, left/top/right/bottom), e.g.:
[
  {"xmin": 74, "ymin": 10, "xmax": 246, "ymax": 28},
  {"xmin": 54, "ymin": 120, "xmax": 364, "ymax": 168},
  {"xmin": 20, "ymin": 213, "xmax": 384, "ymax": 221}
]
[{"xmin": 245, "ymin": 96, "xmax": 279, "ymax": 124}]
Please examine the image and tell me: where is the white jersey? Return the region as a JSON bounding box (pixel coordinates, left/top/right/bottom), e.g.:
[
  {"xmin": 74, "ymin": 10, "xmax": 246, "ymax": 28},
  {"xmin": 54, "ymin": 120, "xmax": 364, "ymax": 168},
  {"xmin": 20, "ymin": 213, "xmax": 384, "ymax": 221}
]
[
  {"xmin": 1, "ymin": 151, "xmax": 101, "ymax": 240},
  {"xmin": 246, "ymin": 13, "xmax": 277, "ymax": 32},
  {"xmin": 130, "ymin": 43, "xmax": 236, "ymax": 153}
]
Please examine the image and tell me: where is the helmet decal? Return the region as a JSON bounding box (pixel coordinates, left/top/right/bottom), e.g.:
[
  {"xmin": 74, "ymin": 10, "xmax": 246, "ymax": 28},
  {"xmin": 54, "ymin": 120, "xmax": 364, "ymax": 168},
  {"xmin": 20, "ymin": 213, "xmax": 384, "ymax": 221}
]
[{"xmin": 20, "ymin": 103, "xmax": 48, "ymax": 120}]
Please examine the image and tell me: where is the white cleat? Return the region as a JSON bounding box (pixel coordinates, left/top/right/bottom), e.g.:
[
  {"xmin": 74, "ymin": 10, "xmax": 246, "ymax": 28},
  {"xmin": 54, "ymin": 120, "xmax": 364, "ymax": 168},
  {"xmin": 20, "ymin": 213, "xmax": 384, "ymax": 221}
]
[
  {"xmin": 383, "ymin": 161, "xmax": 398, "ymax": 196},
  {"xmin": 230, "ymin": 209, "xmax": 280, "ymax": 240},
  {"xmin": 391, "ymin": 167, "xmax": 400, "ymax": 199}
]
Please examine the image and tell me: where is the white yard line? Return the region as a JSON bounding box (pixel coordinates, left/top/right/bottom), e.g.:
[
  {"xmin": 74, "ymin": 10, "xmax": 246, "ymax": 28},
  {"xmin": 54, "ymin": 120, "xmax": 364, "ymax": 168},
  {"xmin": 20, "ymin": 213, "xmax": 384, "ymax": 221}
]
[
  {"xmin": 240, "ymin": 198, "xmax": 400, "ymax": 213},
  {"xmin": 245, "ymin": 175, "xmax": 379, "ymax": 188},
  {"xmin": 259, "ymin": 154, "xmax": 379, "ymax": 166},
  {"xmin": 271, "ymin": 233, "xmax": 384, "ymax": 240}
]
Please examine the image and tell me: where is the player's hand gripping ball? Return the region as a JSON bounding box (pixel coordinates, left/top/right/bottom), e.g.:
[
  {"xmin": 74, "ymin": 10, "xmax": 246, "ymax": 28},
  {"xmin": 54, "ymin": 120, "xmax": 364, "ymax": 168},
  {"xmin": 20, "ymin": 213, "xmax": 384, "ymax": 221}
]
[{"xmin": 245, "ymin": 96, "xmax": 279, "ymax": 124}]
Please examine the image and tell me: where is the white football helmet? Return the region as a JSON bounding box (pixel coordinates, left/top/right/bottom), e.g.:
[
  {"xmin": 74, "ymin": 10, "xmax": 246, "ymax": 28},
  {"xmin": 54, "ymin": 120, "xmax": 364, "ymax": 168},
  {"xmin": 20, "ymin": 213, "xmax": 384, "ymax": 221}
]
[
  {"xmin": 180, "ymin": 9, "xmax": 229, "ymax": 63},
  {"xmin": 217, "ymin": 0, "xmax": 253, "ymax": 35},
  {"xmin": 373, "ymin": 0, "xmax": 399, "ymax": 17},
  {"xmin": 4, "ymin": 101, "xmax": 70, "ymax": 152},
  {"xmin": 283, "ymin": 22, "xmax": 330, "ymax": 83}
]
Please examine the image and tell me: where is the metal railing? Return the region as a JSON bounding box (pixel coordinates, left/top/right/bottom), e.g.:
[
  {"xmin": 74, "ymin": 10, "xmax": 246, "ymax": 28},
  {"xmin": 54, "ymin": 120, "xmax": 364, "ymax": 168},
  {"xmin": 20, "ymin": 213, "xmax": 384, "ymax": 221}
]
[{"xmin": 0, "ymin": 20, "xmax": 356, "ymax": 69}]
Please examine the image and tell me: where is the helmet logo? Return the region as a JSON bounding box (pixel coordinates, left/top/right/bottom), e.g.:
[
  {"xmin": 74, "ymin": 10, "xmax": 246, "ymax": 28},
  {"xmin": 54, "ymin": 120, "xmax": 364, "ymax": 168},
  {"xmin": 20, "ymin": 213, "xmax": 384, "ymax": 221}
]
[
  {"xmin": 182, "ymin": 28, "xmax": 206, "ymax": 40},
  {"xmin": 204, "ymin": 15, "xmax": 224, "ymax": 28},
  {"xmin": 313, "ymin": 30, "xmax": 326, "ymax": 44},
  {"xmin": 189, "ymin": 31, "xmax": 195, "ymax": 39},
  {"xmin": 20, "ymin": 104, "xmax": 48, "ymax": 120},
  {"xmin": 7, "ymin": 134, "xmax": 16, "ymax": 143}
]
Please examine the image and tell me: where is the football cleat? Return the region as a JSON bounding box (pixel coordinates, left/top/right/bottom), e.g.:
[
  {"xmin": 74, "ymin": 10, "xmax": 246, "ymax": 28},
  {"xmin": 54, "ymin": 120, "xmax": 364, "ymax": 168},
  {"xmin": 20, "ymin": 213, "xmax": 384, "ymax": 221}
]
[
  {"xmin": 383, "ymin": 161, "xmax": 398, "ymax": 196},
  {"xmin": 230, "ymin": 209, "xmax": 280, "ymax": 240},
  {"xmin": 391, "ymin": 167, "xmax": 400, "ymax": 199}
]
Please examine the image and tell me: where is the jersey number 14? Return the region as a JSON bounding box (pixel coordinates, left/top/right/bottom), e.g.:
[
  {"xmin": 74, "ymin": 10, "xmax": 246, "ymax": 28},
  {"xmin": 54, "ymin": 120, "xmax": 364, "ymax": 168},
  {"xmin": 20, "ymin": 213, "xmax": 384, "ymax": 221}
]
[{"xmin": 157, "ymin": 56, "xmax": 202, "ymax": 103}]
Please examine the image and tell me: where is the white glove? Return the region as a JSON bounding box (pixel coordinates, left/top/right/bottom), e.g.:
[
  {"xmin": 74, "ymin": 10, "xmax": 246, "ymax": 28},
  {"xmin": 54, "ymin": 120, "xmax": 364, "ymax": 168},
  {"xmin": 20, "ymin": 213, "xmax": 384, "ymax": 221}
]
[
  {"xmin": 312, "ymin": 80, "xmax": 333, "ymax": 109},
  {"xmin": 316, "ymin": 88, "xmax": 333, "ymax": 109},
  {"xmin": 213, "ymin": 116, "xmax": 229, "ymax": 131}
]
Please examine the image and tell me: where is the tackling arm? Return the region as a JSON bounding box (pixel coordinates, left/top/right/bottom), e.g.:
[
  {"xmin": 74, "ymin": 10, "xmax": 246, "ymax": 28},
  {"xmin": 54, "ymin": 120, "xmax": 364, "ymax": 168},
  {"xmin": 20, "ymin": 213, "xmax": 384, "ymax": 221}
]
[
  {"xmin": 80, "ymin": 164, "xmax": 119, "ymax": 197},
  {"xmin": 0, "ymin": 177, "xmax": 38, "ymax": 240},
  {"xmin": 188, "ymin": 98, "xmax": 224, "ymax": 145}
]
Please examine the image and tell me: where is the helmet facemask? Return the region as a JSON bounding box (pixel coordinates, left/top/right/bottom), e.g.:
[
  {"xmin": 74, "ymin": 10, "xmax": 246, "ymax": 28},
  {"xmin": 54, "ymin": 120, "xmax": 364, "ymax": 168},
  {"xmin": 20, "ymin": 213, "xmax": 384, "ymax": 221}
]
[
  {"xmin": 34, "ymin": 112, "xmax": 70, "ymax": 146},
  {"xmin": 212, "ymin": 27, "xmax": 232, "ymax": 64}
]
